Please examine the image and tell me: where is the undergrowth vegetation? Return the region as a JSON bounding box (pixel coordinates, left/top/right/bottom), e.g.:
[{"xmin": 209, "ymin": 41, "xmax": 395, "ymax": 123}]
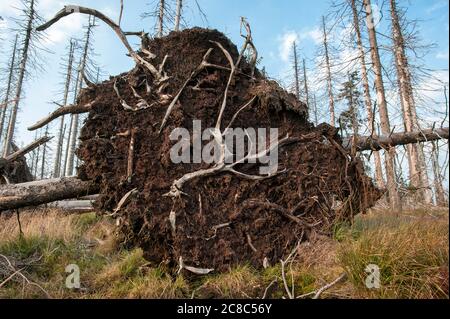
[{"xmin": 0, "ymin": 208, "xmax": 448, "ymax": 299}]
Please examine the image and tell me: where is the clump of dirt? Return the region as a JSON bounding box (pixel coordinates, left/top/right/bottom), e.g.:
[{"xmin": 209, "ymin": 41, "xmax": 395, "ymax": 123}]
[
  {"xmin": 0, "ymin": 142, "xmax": 33, "ymax": 184},
  {"xmin": 76, "ymin": 28, "xmax": 381, "ymax": 273}
]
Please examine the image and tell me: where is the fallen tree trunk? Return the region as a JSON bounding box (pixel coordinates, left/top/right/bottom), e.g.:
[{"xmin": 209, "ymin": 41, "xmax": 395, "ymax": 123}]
[
  {"xmin": 0, "ymin": 128, "xmax": 448, "ymax": 212},
  {"xmin": 346, "ymin": 127, "xmax": 449, "ymax": 152},
  {"xmin": 0, "ymin": 136, "xmax": 53, "ymax": 170},
  {"xmin": 49, "ymin": 199, "xmax": 94, "ymax": 213},
  {"xmin": 0, "ymin": 177, "xmax": 98, "ymax": 211}
]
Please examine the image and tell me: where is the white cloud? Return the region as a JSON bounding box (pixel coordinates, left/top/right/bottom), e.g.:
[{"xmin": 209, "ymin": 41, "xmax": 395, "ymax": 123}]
[
  {"xmin": 278, "ymin": 30, "xmax": 299, "ymax": 62},
  {"xmin": 42, "ymin": 13, "xmax": 83, "ymax": 45},
  {"xmin": 0, "ymin": 0, "xmax": 84, "ymax": 45},
  {"xmin": 0, "ymin": 0, "xmax": 21, "ymax": 16},
  {"xmin": 426, "ymin": 1, "xmax": 448, "ymax": 14},
  {"xmin": 0, "ymin": 17, "xmax": 7, "ymax": 29},
  {"xmin": 277, "ymin": 25, "xmax": 324, "ymax": 63},
  {"xmin": 299, "ymin": 27, "xmax": 322, "ymax": 45},
  {"xmin": 436, "ymin": 50, "xmax": 449, "ymax": 61},
  {"xmin": 417, "ymin": 70, "xmax": 449, "ymax": 108}
]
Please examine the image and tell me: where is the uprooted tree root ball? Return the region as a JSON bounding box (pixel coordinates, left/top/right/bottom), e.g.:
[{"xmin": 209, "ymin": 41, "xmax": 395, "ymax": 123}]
[{"xmin": 72, "ymin": 28, "xmax": 381, "ymax": 273}]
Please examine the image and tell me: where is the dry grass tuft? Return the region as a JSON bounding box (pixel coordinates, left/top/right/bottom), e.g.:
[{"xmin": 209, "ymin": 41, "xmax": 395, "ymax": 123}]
[
  {"xmin": 338, "ymin": 210, "xmax": 449, "ymax": 299},
  {"xmin": 0, "ymin": 207, "xmax": 447, "ymax": 299}
]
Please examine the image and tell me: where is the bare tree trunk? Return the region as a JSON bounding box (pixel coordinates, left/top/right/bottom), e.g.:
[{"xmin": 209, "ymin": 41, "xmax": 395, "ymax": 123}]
[
  {"xmin": 313, "ymin": 94, "xmax": 319, "ymax": 126},
  {"xmin": 350, "ymin": 0, "xmax": 385, "ymax": 188},
  {"xmin": 363, "ymin": 0, "xmax": 402, "ymax": 212},
  {"xmin": 302, "ymin": 58, "xmax": 310, "ymax": 119},
  {"xmin": 39, "ymin": 125, "xmax": 48, "ymax": 179},
  {"xmin": 0, "ymin": 34, "xmax": 18, "ymax": 146},
  {"xmin": 158, "ymin": 0, "xmax": 165, "ymax": 37},
  {"xmin": 62, "ymin": 119, "xmax": 72, "ymax": 177},
  {"xmin": 66, "ymin": 18, "xmax": 94, "ymax": 176},
  {"xmin": 53, "ymin": 40, "xmax": 75, "ymax": 178},
  {"xmin": 174, "ymin": 0, "xmax": 182, "ymax": 31},
  {"xmin": 62, "ymin": 67, "xmax": 80, "ymax": 177},
  {"xmin": 33, "ymin": 135, "xmax": 41, "ymax": 178},
  {"xmin": 390, "ymin": 0, "xmax": 432, "ymax": 204},
  {"xmin": 3, "ymin": 0, "xmax": 35, "ymax": 157},
  {"xmin": 0, "ymin": 177, "xmax": 98, "ymax": 211},
  {"xmin": 322, "ymin": 16, "xmax": 335, "ymax": 126},
  {"xmin": 292, "ymin": 41, "xmax": 300, "ymax": 100},
  {"xmin": 344, "ymin": 127, "xmax": 448, "ymax": 152},
  {"xmin": 29, "ymin": 131, "xmax": 38, "ymax": 175},
  {"xmin": 66, "ymin": 80, "xmax": 80, "ymax": 176},
  {"xmin": 431, "ymin": 141, "xmax": 447, "ymax": 206}
]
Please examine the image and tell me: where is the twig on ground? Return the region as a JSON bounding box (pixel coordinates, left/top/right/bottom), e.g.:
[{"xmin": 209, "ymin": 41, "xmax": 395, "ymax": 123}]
[{"xmin": 312, "ymin": 273, "xmax": 347, "ymax": 299}]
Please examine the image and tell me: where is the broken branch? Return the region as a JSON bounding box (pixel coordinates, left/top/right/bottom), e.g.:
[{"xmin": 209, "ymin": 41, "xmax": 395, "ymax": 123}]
[{"xmin": 28, "ymin": 99, "xmax": 98, "ymax": 131}]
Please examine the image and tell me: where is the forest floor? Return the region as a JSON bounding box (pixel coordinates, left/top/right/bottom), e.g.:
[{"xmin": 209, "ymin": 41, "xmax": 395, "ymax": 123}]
[{"xmin": 0, "ymin": 206, "xmax": 448, "ymax": 299}]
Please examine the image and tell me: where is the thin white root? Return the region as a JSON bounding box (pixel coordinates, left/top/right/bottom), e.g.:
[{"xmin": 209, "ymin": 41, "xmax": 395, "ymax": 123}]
[
  {"xmin": 280, "ymin": 241, "xmax": 301, "ymax": 300},
  {"xmin": 312, "ymin": 273, "xmax": 347, "ymax": 299},
  {"xmin": 159, "ymin": 48, "xmax": 214, "ymax": 133},
  {"xmin": 110, "ymin": 188, "xmax": 138, "ymax": 216},
  {"xmin": 177, "ymin": 256, "xmax": 214, "ymax": 275}
]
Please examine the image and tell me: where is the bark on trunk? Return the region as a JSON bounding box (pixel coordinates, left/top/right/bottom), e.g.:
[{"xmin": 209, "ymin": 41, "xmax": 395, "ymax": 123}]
[
  {"xmin": 363, "ymin": 0, "xmax": 402, "ymax": 212},
  {"xmin": 345, "ymin": 127, "xmax": 449, "ymax": 152},
  {"xmin": 158, "ymin": 0, "xmax": 165, "ymax": 37},
  {"xmin": 322, "ymin": 16, "xmax": 335, "ymax": 126},
  {"xmin": 0, "ymin": 35, "xmax": 18, "ymax": 146},
  {"xmin": 39, "ymin": 126, "xmax": 49, "ymax": 179},
  {"xmin": 350, "ymin": 0, "xmax": 385, "ymax": 188},
  {"xmin": 431, "ymin": 140, "xmax": 448, "ymax": 206},
  {"xmin": 293, "ymin": 41, "xmax": 300, "ymax": 100},
  {"xmin": 390, "ymin": 0, "xmax": 432, "ymax": 204},
  {"xmin": 53, "ymin": 40, "xmax": 75, "ymax": 178},
  {"xmin": 0, "ymin": 177, "xmax": 98, "ymax": 211},
  {"xmin": 303, "ymin": 58, "xmax": 310, "ymax": 118},
  {"xmin": 174, "ymin": 0, "xmax": 182, "ymax": 32},
  {"xmin": 66, "ymin": 18, "xmax": 94, "ymax": 177},
  {"xmin": 3, "ymin": 0, "xmax": 35, "ymax": 157}
]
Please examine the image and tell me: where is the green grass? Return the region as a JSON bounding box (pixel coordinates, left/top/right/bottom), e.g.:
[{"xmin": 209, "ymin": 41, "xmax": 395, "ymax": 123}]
[{"xmin": 0, "ymin": 208, "xmax": 448, "ymax": 299}]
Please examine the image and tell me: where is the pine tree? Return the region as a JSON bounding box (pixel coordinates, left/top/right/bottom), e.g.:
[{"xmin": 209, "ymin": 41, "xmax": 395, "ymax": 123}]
[{"xmin": 338, "ymin": 71, "xmax": 361, "ymax": 137}]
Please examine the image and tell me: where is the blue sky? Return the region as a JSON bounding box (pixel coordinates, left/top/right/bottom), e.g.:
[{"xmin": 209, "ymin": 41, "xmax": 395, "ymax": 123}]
[{"xmin": 0, "ymin": 0, "xmax": 448, "ymax": 147}]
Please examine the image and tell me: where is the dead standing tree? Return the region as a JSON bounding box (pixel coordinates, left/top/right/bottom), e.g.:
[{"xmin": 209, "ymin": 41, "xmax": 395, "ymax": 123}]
[
  {"xmin": 363, "ymin": 0, "xmax": 402, "ymax": 212},
  {"xmin": 174, "ymin": 0, "xmax": 182, "ymax": 31},
  {"xmin": 3, "ymin": 0, "xmax": 46, "ymax": 157},
  {"xmin": 322, "ymin": 16, "xmax": 336, "ymax": 126},
  {"xmin": 66, "ymin": 16, "xmax": 96, "ymax": 176},
  {"xmin": 292, "ymin": 41, "xmax": 300, "ymax": 100},
  {"xmin": 349, "ymin": 0, "xmax": 385, "ymax": 188},
  {"xmin": 0, "ymin": 34, "xmax": 19, "ymax": 147},
  {"xmin": 389, "ymin": 0, "xmax": 433, "ymax": 204},
  {"xmin": 53, "ymin": 39, "xmax": 75, "ymax": 178}
]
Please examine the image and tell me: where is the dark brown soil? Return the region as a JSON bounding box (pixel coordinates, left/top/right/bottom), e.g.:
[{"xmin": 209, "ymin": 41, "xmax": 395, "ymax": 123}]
[{"xmin": 76, "ymin": 28, "xmax": 381, "ymax": 273}]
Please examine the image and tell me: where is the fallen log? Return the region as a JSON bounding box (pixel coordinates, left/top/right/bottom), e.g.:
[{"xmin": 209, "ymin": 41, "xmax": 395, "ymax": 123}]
[
  {"xmin": 0, "ymin": 177, "xmax": 98, "ymax": 211},
  {"xmin": 346, "ymin": 127, "xmax": 449, "ymax": 152},
  {"xmin": 49, "ymin": 199, "xmax": 94, "ymax": 213}
]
